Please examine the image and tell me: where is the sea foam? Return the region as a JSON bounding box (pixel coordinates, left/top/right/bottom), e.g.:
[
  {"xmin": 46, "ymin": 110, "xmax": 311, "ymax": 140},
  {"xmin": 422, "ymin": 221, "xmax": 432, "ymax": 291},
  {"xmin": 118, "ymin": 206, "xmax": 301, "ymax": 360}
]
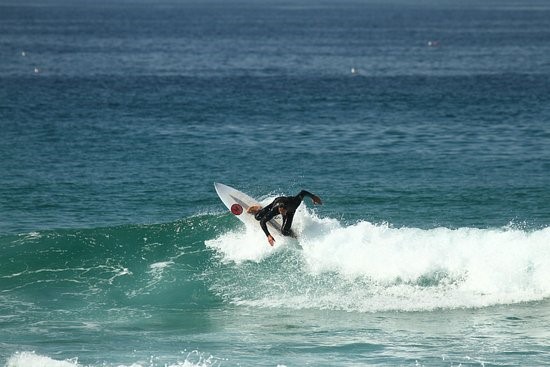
[
  {"xmin": 6, "ymin": 352, "xmax": 79, "ymax": 367},
  {"xmin": 206, "ymin": 206, "xmax": 550, "ymax": 312},
  {"xmin": 5, "ymin": 351, "xmax": 221, "ymax": 367}
]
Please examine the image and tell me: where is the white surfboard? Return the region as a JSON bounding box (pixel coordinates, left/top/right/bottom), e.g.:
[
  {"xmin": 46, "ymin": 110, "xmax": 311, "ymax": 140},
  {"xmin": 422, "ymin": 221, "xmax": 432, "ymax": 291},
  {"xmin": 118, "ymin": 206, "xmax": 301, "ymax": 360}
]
[{"xmin": 214, "ymin": 182, "xmax": 293, "ymax": 237}]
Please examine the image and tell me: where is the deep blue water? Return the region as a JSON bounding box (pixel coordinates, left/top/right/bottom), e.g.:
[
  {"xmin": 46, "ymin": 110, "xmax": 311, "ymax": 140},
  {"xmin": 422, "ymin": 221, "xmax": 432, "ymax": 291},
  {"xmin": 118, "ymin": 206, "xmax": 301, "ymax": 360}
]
[{"xmin": 1, "ymin": 0, "xmax": 550, "ymax": 366}]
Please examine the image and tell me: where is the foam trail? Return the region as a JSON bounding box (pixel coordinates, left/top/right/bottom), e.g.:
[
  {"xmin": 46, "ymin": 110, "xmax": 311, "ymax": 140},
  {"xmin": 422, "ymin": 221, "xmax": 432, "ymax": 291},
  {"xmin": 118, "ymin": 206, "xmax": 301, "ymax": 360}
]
[{"xmin": 207, "ymin": 208, "xmax": 550, "ymax": 312}]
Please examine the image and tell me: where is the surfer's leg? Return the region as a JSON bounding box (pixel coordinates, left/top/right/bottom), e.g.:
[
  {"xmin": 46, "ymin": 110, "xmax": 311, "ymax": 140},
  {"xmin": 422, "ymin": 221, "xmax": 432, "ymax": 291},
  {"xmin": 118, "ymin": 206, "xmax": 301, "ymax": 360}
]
[{"xmin": 281, "ymin": 212, "xmax": 295, "ymax": 236}]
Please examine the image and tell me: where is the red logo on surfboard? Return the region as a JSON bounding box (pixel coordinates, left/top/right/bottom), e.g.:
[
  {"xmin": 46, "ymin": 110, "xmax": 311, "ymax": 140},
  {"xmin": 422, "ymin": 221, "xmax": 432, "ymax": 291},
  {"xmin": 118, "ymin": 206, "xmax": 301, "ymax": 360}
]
[{"xmin": 231, "ymin": 203, "xmax": 243, "ymax": 215}]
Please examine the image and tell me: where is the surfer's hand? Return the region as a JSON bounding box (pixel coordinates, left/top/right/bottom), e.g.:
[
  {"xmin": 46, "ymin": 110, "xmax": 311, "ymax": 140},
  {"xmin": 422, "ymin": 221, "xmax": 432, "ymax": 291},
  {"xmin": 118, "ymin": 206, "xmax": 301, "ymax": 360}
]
[
  {"xmin": 312, "ymin": 195, "xmax": 322, "ymax": 205},
  {"xmin": 267, "ymin": 235, "xmax": 275, "ymax": 246}
]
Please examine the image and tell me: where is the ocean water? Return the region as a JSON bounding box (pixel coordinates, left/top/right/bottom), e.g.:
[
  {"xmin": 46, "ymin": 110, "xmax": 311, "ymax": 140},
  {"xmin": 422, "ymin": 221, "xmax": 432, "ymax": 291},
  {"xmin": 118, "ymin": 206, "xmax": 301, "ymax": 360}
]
[{"xmin": 1, "ymin": 0, "xmax": 550, "ymax": 366}]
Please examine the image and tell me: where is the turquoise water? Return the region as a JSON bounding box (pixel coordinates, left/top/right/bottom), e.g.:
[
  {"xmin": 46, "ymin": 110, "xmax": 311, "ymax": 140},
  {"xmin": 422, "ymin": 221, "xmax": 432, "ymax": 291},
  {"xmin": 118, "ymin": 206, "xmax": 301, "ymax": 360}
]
[{"xmin": 2, "ymin": 0, "xmax": 550, "ymax": 366}]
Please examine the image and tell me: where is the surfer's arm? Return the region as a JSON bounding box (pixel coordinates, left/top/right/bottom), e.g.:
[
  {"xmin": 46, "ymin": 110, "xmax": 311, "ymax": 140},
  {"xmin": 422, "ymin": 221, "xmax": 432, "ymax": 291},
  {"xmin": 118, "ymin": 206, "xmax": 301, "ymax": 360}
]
[
  {"xmin": 259, "ymin": 217, "xmax": 272, "ymax": 238},
  {"xmin": 258, "ymin": 204, "xmax": 278, "ymax": 237},
  {"xmin": 258, "ymin": 205, "xmax": 280, "ymax": 245},
  {"xmin": 260, "ymin": 217, "xmax": 277, "ymax": 246},
  {"xmin": 297, "ymin": 190, "xmax": 322, "ymax": 205}
]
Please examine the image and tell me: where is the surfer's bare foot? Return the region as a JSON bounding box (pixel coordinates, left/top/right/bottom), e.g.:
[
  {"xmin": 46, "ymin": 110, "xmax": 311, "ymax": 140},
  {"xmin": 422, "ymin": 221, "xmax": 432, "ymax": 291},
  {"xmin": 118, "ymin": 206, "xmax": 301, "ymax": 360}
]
[{"xmin": 247, "ymin": 205, "xmax": 262, "ymax": 214}]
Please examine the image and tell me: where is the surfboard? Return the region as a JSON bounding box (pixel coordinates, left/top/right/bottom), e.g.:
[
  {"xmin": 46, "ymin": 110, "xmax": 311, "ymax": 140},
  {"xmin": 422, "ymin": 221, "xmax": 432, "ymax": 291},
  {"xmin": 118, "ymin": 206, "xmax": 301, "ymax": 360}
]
[{"xmin": 214, "ymin": 182, "xmax": 295, "ymax": 237}]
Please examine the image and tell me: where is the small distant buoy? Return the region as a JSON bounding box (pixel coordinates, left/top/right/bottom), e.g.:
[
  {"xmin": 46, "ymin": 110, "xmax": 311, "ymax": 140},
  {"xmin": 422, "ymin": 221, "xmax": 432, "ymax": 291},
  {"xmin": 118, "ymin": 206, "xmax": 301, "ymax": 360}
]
[
  {"xmin": 21, "ymin": 51, "xmax": 26, "ymax": 57},
  {"xmin": 231, "ymin": 203, "xmax": 243, "ymax": 215},
  {"xmin": 34, "ymin": 67, "xmax": 39, "ymax": 73},
  {"xmin": 351, "ymin": 67, "xmax": 359, "ymax": 75}
]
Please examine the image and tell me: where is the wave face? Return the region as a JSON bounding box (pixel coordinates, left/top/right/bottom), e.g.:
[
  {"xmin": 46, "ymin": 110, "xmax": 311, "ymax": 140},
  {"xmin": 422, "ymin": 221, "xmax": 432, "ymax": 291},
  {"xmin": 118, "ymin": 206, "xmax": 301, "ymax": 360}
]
[
  {"xmin": 2, "ymin": 209, "xmax": 550, "ymax": 317},
  {"xmin": 0, "ymin": 215, "xmax": 223, "ymax": 314}
]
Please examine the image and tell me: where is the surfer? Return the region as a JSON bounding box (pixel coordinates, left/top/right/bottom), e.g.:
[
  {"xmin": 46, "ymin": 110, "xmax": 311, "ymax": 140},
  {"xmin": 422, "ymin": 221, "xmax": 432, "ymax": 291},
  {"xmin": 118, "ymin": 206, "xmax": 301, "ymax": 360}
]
[{"xmin": 247, "ymin": 190, "xmax": 322, "ymax": 246}]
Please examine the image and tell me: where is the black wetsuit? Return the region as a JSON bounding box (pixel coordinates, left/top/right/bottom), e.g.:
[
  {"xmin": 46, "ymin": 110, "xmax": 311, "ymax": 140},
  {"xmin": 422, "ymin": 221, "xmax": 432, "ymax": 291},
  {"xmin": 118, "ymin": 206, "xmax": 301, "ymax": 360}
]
[{"xmin": 254, "ymin": 190, "xmax": 317, "ymax": 237}]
